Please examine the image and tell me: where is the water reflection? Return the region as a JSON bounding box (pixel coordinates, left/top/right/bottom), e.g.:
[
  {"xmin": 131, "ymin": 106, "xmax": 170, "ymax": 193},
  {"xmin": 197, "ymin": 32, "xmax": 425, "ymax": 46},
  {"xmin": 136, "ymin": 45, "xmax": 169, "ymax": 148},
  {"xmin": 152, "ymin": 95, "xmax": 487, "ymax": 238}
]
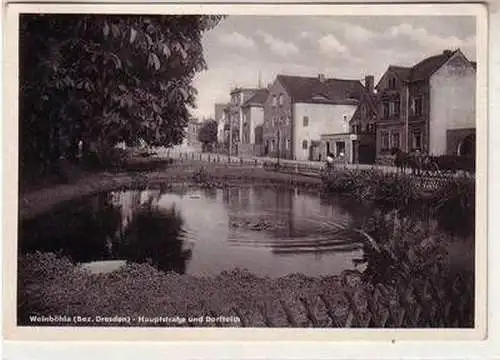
[{"xmin": 19, "ymin": 185, "xmax": 368, "ymax": 277}]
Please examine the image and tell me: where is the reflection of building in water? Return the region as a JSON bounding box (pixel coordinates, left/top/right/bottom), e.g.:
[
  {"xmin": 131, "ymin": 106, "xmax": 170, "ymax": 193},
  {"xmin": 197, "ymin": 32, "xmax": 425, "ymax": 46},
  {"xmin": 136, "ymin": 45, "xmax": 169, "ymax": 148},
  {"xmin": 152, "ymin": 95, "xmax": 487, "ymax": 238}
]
[{"xmin": 111, "ymin": 190, "xmax": 162, "ymax": 231}]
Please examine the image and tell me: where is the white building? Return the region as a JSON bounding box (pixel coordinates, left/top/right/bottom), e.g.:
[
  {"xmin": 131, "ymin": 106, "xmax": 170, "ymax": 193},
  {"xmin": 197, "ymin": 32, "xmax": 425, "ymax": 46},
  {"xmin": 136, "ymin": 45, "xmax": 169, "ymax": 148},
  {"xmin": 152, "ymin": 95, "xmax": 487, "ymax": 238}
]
[{"xmin": 262, "ymin": 74, "xmax": 363, "ymax": 161}]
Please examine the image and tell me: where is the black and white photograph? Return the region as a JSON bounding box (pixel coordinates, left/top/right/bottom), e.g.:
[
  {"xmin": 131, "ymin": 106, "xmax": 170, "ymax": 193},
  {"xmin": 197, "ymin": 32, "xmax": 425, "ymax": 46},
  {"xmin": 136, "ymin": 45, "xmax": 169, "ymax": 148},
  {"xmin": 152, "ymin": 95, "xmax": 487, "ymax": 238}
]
[{"xmin": 3, "ymin": 2, "xmax": 489, "ymax": 343}]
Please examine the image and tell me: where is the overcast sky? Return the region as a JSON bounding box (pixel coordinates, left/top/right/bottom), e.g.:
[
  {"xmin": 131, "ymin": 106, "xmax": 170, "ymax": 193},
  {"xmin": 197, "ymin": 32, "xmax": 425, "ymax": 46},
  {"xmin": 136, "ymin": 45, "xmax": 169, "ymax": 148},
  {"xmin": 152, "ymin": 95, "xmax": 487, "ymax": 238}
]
[{"xmin": 191, "ymin": 16, "xmax": 476, "ymax": 119}]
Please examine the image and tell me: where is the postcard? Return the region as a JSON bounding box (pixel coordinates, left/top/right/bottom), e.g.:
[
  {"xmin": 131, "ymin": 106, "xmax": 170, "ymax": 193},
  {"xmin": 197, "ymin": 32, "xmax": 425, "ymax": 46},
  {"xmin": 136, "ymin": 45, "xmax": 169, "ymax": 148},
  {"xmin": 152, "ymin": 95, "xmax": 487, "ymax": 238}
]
[{"xmin": 2, "ymin": 1, "xmax": 489, "ymax": 344}]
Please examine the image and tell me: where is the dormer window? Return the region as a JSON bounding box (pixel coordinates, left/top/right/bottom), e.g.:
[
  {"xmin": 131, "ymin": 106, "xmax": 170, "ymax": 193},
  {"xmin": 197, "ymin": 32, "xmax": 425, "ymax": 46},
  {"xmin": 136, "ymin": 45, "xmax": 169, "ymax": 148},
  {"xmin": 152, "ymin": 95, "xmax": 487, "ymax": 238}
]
[
  {"xmin": 312, "ymin": 93, "xmax": 329, "ymax": 101},
  {"xmin": 272, "ymin": 95, "xmax": 277, "ymax": 107}
]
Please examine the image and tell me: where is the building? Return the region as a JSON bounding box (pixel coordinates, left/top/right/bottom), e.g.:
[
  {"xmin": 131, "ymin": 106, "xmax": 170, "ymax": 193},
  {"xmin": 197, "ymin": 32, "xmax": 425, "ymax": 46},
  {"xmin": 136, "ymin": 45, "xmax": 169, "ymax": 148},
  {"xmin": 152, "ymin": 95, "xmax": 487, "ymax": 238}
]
[
  {"xmin": 239, "ymin": 88, "xmax": 269, "ymax": 156},
  {"xmin": 184, "ymin": 118, "xmax": 202, "ymax": 151},
  {"xmin": 262, "ymin": 74, "xmax": 363, "ymax": 161},
  {"xmin": 214, "ymin": 103, "xmax": 228, "ymax": 144},
  {"xmin": 375, "ymin": 48, "xmax": 476, "ymax": 163},
  {"xmin": 348, "ymin": 75, "xmax": 379, "ymax": 164},
  {"xmin": 228, "ymin": 87, "xmax": 261, "ymax": 144}
]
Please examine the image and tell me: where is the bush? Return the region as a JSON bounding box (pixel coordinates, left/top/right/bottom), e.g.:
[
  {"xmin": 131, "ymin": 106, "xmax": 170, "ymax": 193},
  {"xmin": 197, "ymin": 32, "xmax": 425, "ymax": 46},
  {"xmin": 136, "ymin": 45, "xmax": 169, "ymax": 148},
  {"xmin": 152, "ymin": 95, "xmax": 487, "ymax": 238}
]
[
  {"xmin": 430, "ymin": 176, "xmax": 475, "ymax": 237},
  {"xmin": 435, "ymin": 155, "xmax": 475, "ymax": 173}
]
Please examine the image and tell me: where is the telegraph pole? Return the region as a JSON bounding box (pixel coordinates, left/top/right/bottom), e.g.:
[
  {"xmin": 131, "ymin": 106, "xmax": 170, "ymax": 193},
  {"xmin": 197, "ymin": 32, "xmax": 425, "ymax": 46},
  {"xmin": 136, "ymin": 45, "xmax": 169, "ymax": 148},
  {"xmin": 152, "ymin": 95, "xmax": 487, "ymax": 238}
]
[
  {"xmin": 277, "ymin": 128, "xmax": 280, "ymax": 168},
  {"xmin": 229, "ymin": 116, "xmax": 232, "ymax": 161},
  {"xmin": 405, "ymin": 84, "xmax": 410, "ymax": 153}
]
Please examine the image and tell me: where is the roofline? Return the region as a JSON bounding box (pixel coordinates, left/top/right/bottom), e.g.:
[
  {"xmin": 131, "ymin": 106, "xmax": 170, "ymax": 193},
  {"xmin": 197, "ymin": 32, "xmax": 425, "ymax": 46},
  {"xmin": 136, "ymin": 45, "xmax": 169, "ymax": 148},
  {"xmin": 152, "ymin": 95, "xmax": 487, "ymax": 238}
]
[
  {"xmin": 293, "ymin": 100, "xmax": 359, "ymax": 106},
  {"xmin": 230, "ymin": 87, "xmax": 260, "ymax": 95},
  {"xmin": 241, "ymin": 102, "xmax": 264, "ymax": 108},
  {"xmin": 376, "ymin": 49, "xmax": 467, "ymax": 88}
]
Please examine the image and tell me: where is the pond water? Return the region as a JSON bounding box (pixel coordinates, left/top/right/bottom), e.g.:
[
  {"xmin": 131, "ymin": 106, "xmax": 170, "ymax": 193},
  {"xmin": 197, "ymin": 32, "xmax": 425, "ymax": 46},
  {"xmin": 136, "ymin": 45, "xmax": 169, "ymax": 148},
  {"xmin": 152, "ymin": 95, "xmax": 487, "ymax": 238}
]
[{"xmin": 19, "ymin": 185, "xmax": 370, "ymax": 277}]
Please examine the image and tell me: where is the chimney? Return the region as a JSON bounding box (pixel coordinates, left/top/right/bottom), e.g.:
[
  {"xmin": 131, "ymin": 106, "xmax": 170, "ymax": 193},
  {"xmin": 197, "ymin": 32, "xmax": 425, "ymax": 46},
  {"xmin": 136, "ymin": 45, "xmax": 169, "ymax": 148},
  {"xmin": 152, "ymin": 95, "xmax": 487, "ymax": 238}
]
[
  {"xmin": 443, "ymin": 49, "xmax": 453, "ymax": 56},
  {"xmin": 318, "ymin": 73, "xmax": 326, "ymax": 83},
  {"xmin": 365, "ymin": 75, "xmax": 374, "ymax": 94}
]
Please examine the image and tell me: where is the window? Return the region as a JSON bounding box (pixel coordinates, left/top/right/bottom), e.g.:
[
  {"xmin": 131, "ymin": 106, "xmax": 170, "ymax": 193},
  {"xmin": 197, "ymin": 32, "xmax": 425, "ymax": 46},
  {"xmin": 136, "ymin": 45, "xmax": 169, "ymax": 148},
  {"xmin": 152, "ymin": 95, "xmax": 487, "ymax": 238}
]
[
  {"xmin": 412, "ymin": 131, "xmax": 422, "ymax": 150},
  {"xmin": 278, "ymin": 94, "xmax": 284, "ymax": 106},
  {"xmin": 395, "ymin": 99, "xmax": 401, "ymax": 116},
  {"xmin": 271, "ymin": 139, "xmax": 276, "ymax": 151},
  {"xmin": 391, "ymin": 131, "xmax": 400, "ymax": 149},
  {"xmin": 286, "ymin": 116, "xmax": 290, "ymax": 125},
  {"xmin": 272, "ymin": 95, "xmax": 277, "ymax": 107},
  {"xmin": 367, "ymin": 123, "xmax": 375, "ymax": 133},
  {"xmin": 302, "ymin": 140, "xmax": 308, "ymax": 150},
  {"xmin": 279, "ymin": 116, "xmax": 283, "ymax": 125},
  {"xmin": 389, "ymin": 78, "xmax": 396, "ymax": 89},
  {"xmin": 336, "ymin": 142, "xmax": 346, "ymax": 156},
  {"xmin": 303, "ymin": 116, "xmax": 309, "ymax": 127},
  {"xmin": 352, "ymin": 125, "xmax": 357, "ymax": 134},
  {"xmin": 285, "ymin": 138, "xmax": 290, "ymax": 150},
  {"xmin": 381, "ymin": 131, "xmax": 390, "ymax": 150},
  {"xmin": 383, "ymin": 102, "xmax": 390, "ymax": 119},
  {"xmin": 413, "ymin": 97, "xmax": 423, "ymax": 116}
]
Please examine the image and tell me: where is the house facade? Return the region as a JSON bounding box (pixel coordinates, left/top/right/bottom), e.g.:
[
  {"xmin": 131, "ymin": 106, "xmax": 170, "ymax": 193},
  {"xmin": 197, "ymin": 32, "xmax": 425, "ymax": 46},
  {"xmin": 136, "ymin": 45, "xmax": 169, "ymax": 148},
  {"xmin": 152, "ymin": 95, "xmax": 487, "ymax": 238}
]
[
  {"xmin": 228, "ymin": 87, "xmax": 260, "ymax": 144},
  {"xmin": 214, "ymin": 103, "xmax": 227, "ymax": 144},
  {"xmin": 348, "ymin": 75, "xmax": 379, "ymax": 164},
  {"xmin": 239, "ymin": 89, "xmax": 269, "ymax": 157},
  {"xmin": 376, "ymin": 49, "xmax": 476, "ymax": 163},
  {"xmin": 262, "ymin": 74, "xmax": 363, "ymax": 161}
]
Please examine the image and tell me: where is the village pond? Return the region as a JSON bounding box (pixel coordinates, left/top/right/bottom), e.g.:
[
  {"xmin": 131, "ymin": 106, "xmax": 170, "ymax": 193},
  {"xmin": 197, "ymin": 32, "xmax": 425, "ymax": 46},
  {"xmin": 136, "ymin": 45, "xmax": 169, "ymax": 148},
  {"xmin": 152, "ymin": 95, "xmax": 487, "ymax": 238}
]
[{"xmin": 19, "ymin": 184, "xmax": 376, "ymax": 278}]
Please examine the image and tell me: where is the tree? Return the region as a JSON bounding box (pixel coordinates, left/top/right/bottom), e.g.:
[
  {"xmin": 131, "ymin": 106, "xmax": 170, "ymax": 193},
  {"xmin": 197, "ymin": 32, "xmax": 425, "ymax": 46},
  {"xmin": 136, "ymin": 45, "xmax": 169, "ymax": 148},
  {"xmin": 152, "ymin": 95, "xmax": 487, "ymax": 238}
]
[
  {"xmin": 197, "ymin": 119, "xmax": 218, "ymax": 152},
  {"xmin": 19, "ymin": 14, "xmax": 224, "ymax": 176}
]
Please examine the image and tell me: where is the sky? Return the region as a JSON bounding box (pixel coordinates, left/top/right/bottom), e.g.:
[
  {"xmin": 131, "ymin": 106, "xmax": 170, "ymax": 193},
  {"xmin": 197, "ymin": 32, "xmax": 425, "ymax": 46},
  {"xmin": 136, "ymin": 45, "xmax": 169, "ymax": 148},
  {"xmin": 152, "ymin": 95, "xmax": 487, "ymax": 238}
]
[{"xmin": 191, "ymin": 16, "xmax": 476, "ymax": 119}]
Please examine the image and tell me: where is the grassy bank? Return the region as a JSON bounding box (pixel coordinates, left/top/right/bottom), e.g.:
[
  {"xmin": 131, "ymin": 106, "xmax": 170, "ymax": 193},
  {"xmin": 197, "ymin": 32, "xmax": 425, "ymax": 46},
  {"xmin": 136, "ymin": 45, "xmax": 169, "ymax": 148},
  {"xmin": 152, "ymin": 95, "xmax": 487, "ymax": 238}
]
[
  {"xmin": 19, "ymin": 163, "xmax": 321, "ymax": 221},
  {"xmin": 18, "ymin": 248, "xmax": 473, "ymax": 328},
  {"xmin": 322, "ymin": 169, "xmax": 475, "ymax": 238}
]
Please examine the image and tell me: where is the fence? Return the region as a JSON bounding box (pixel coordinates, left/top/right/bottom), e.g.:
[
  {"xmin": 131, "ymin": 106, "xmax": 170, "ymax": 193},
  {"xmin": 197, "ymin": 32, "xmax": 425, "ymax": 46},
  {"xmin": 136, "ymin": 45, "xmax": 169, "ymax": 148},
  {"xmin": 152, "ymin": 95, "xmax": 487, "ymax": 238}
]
[
  {"xmin": 209, "ymin": 271, "xmax": 473, "ymax": 328},
  {"xmin": 150, "ymin": 150, "xmax": 472, "ymax": 189}
]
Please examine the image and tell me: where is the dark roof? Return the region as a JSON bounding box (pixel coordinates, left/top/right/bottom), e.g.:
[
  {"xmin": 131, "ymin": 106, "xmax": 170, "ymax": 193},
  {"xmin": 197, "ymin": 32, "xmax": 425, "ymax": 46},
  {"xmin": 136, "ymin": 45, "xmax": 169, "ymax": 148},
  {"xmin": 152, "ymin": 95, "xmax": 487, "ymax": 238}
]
[
  {"xmin": 276, "ymin": 75, "xmax": 363, "ymax": 104},
  {"xmin": 350, "ymin": 90, "xmax": 379, "ymax": 124},
  {"xmin": 388, "ymin": 66, "xmax": 411, "ymax": 82},
  {"xmin": 409, "ymin": 50, "xmax": 456, "ymax": 81},
  {"xmin": 230, "ymin": 87, "xmax": 260, "ymax": 95},
  {"xmin": 241, "ymin": 89, "xmax": 269, "ymax": 108},
  {"xmin": 380, "ymin": 49, "xmax": 474, "ymax": 86}
]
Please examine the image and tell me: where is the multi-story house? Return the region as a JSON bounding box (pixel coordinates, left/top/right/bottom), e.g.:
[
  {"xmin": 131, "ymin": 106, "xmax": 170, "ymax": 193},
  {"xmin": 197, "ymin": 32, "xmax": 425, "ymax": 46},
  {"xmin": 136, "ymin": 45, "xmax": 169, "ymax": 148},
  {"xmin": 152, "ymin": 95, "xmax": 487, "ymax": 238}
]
[
  {"xmin": 348, "ymin": 75, "xmax": 379, "ymax": 164},
  {"xmin": 228, "ymin": 87, "xmax": 261, "ymax": 144},
  {"xmin": 263, "ymin": 74, "xmax": 363, "ymax": 161},
  {"xmin": 375, "ymin": 48, "xmax": 476, "ymax": 162},
  {"xmin": 214, "ymin": 103, "xmax": 228, "ymax": 144},
  {"xmin": 239, "ymin": 88, "xmax": 269, "ymax": 156}
]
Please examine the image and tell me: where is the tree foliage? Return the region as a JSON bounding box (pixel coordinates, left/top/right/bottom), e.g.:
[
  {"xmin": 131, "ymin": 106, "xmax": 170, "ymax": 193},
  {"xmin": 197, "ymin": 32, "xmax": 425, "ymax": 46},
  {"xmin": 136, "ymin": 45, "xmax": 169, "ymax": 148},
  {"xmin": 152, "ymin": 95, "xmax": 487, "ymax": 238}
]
[
  {"xmin": 19, "ymin": 14, "xmax": 224, "ymax": 175},
  {"xmin": 198, "ymin": 119, "xmax": 218, "ymax": 145}
]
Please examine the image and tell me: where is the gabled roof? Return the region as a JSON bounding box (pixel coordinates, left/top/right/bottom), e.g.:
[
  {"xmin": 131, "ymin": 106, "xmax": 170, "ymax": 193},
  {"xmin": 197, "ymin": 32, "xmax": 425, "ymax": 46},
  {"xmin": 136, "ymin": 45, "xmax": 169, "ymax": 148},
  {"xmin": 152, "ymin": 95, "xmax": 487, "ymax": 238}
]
[
  {"xmin": 410, "ymin": 50, "xmax": 457, "ymax": 81},
  {"xmin": 241, "ymin": 88, "xmax": 269, "ymax": 108},
  {"xmin": 350, "ymin": 89, "xmax": 379, "ymax": 124},
  {"xmin": 378, "ymin": 49, "xmax": 475, "ymax": 86},
  {"xmin": 388, "ymin": 66, "xmax": 411, "ymax": 82},
  {"xmin": 276, "ymin": 74, "xmax": 363, "ymax": 105}
]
